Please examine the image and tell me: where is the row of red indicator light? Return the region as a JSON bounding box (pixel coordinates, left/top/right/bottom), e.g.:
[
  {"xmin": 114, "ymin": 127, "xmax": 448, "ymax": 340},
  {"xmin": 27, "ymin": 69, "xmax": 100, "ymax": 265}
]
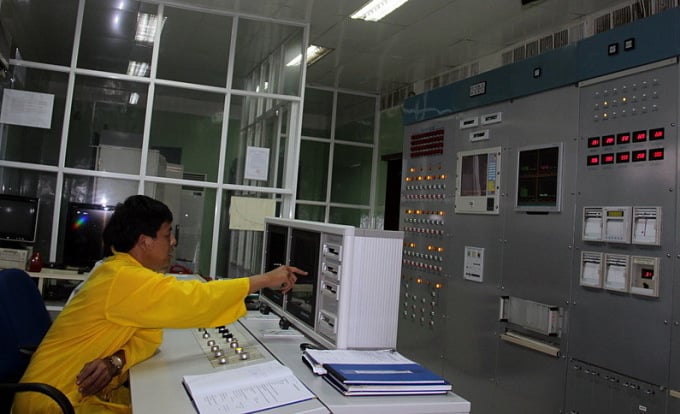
[
  {"xmin": 587, "ymin": 148, "xmax": 664, "ymax": 165},
  {"xmin": 587, "ymin": 128, "xmax": 664, "ymax": 147},
  {"xmin": 586, "ymin": 128, "xmax": 665, "ymax": 166}
]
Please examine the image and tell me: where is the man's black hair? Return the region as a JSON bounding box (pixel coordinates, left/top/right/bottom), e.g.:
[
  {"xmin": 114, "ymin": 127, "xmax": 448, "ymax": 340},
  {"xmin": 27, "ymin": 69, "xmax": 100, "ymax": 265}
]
[{"xmin": 103, "ymin": 195, "xmax": 173, "ymax": 255}]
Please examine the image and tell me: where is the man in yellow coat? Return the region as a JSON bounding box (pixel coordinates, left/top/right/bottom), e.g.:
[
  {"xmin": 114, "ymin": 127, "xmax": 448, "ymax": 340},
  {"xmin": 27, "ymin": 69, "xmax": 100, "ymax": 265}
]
[{"xmin": 14, "ymin": 195, "xmax": 305, "ymax": 413}]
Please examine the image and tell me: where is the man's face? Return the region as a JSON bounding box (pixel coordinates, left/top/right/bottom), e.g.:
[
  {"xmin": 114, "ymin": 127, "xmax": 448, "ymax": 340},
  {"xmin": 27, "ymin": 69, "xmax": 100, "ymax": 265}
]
[{"xmin": 142, "ymin": 221, "xmax": 176, "ymax": 272}]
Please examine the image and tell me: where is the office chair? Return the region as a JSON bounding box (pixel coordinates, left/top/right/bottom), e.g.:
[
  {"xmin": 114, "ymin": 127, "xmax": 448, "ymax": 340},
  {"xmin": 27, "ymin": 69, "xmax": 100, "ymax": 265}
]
[{"xmin": 0, "ymin": 268, "xmax": 75, "ymax": 414}]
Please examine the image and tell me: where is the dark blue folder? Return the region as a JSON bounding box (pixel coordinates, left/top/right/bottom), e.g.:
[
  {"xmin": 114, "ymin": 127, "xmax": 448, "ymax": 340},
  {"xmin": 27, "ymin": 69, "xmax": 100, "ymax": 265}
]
[{"xmin": 324, "ymin": 363, "xmax": 451, "ymax": 385}]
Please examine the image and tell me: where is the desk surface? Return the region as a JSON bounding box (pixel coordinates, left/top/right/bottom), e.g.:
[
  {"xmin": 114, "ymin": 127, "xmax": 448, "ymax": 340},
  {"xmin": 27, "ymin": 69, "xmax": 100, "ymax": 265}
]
[{"xmin": 130, "ymin": 311, "xmax": 471, "ymax": 414}]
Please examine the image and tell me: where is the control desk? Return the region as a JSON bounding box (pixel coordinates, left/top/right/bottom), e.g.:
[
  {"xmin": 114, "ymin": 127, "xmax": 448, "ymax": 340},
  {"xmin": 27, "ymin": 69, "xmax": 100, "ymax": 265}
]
[{"xmin": 129, "ymin": 311, "xmax": 471, "ymax": 414}]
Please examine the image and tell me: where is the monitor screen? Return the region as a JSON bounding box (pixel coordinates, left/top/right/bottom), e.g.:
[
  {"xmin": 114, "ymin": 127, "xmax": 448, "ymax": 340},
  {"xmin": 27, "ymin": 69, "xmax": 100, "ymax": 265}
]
[
  {"xmin": 63, "ymin": 202, "xmax": 115, "ymax": 270},
  {"xmin": 0, "ymin": 194, "xmax": 39, "ymax": 243},
  {"xmin": 261, "ymin": 224, "xmax": 289, "ymax": 307},
  {"xmin": 285, "ymin": 229, "xmax": 320, "ymax": 329}
]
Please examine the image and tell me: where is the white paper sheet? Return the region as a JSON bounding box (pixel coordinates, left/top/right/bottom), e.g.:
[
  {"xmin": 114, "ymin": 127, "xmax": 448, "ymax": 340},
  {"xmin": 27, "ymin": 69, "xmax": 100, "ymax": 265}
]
[
  {"xmin": 0, "ymin": 89, "xmax": 54, "ymax": 129},
  {"xmin": 244, "ymin": 146, "xmax": 270, "ymax": 181},
  {"xmin": 183, "ymin": 360, "xmax": 314, "ymax": 414}
]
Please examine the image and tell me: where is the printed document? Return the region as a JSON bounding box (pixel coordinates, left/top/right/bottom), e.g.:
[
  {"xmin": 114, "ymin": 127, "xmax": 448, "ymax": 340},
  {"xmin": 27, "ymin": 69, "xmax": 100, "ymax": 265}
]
[{"xmin": 183, "ymin": 360, "xmax": 314, "ymax": 414}]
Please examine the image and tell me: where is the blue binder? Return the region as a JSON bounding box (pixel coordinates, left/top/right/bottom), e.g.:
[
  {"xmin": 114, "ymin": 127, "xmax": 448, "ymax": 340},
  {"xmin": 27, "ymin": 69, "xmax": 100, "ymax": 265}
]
[{"xmin": 324, "ymin": 363, "xmax": 451, "ymax": 386}]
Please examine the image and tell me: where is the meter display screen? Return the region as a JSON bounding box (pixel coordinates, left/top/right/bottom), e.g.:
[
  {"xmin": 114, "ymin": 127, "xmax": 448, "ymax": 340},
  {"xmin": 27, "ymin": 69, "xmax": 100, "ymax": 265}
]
[
  {"xmin": 649, "ymin": 148, "xmax": 664, "ymax": 161},
  {"xmin": 587, "ymin": 155, "xmax": 600, "ymax": 166},
  {"xmin": 649, "ymin": 128, "xmax": 665, "ymax": 141},
  {"xmin": 641, "ymin": 269, "xmax": 654, "ymax": 279},
  {"xmin": 633, "ymin": 131, "xmax": 647, "ymax": 142},
  {"xmin": 607, "ymin": 210, "xmax": 624, "ymax": 217},
  {"xmin": 616, "ymin": 152, "xmax": 630, "ymax": 163},
  {"xmin": 632, "ymin": 150, "xmax": 647, "ymax": 162},
  {"xmin": 587, "ymin": 137, "xmax": 601, "ymax": 148},
  {"xmin": 601, "ymin": 154, "xmax": 615, "ymax": 164},
  {"xmin": 602, "ymin": 135, "xmax": 615, "ymax": 146},
  {"xmin": 617, "ymin": 133, "xmax": 631, "ymax": 144}
]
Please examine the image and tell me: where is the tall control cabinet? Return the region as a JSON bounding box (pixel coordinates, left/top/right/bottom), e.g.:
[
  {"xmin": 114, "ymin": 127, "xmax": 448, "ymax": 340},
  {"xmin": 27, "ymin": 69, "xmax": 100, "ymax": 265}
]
[
  {"xmin": 398, "ymin": 9, "xmax": 680, "ymax": 414},
  {"xmin": 260, "ymin": 218, "xmax": 403, "ymax": 350}
]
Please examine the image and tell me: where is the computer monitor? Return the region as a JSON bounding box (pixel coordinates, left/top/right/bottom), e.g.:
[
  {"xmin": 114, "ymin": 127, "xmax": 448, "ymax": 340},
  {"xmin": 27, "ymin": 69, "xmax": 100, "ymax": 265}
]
[
  {"xmin": 63, "ymin": 202, "xmax": 115, "ymax": 270},
  {"xmin": 285, "ymin": 229, "xmax": 320, "ymax": 329},
  {"xmin": 0, "ymin": 194, "xmax": 39, "ymax": 244},
  {"xmin": 261, "ymin": 224, "xmax": 289, "ymax": 307}
]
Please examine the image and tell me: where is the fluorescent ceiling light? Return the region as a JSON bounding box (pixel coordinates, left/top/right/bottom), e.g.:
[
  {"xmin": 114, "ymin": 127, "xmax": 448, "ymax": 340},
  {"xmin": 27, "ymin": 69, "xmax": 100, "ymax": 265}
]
[
  {"xmin": 286, "ymin": 45, "xmax": 333, "ymax": 67},
  {"xmin": 127, "ymin": 61, "xmax": 149, "ymax": 77},
  {"xmin": 350, "ymin": 0, "xmax": 409, "ymax": 22},
  {"xmin": 135, "ymin": 13, "xmax": 158, "ymax": 43}
]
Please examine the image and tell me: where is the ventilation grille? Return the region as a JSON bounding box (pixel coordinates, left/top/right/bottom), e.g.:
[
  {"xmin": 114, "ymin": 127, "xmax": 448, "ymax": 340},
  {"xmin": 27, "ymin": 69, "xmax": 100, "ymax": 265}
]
[
  {"xmin": 526, "ymin": 40, "xmax": 539, "ymax": 58},
  {"xmin": 380, "ymin": 0, "xmax": 678, "ymax": 109},
  {"xmin": 594, "ymin": 13, "xmax": 612, "ymax": 33},
  {"xmin": 539, "ymin": 35, "xmax": 554, "ymax": 53},
  {"xmin": 182, "ymin": 172, "xmax": 207, "ymax": 191}
]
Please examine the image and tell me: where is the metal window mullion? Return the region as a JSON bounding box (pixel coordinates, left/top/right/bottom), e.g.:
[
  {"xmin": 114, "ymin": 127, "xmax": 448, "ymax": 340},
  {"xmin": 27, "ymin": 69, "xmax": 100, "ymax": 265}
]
[
  {"xmin": 211, "ymin": 14, "xmax": 240, "ymax": 277},
  {"xmin": 323, "ymin": 89, "xmax": 338, "ymax": 223},
  {"xmin": 368, "ymin": 94, "xmax": 380, "ymax": 221},
  {"xmin": 137, "ymin": 3, "xmax": 165, "ymax": 196},
  {"xmin": 48, "ymin": 0, "xmax": 85, "ymax": 264}
]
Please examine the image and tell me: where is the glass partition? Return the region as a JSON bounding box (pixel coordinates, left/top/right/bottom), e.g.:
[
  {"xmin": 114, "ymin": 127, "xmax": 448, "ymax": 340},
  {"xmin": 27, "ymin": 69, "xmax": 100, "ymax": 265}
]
[
  {"xmin": 149, "ymin": 85, "xmax": 224, "ymax": 182},
  {"xmin": 224, "ymin": 95, "xmax": 293, "ymax": 188},
  {"xmin": 145, "ymin": 182, "xmax": 216, "ymax": 276},
  {"xmin": 0, "ymin": 67, "xmax": 69, "ymax": 166},
  {"xmin": 295, "ymin": 204, "xmax": 325, "ymax": 222},
  {"xmin": 335, "ymin": 92, "xmax": 375, "ymax": 144},
  {"xmin": 78, "ymin": 0, "xmax": 158, "ymax": 76},
  {"xmin": 217, "ymin": 190, "xmax": 279, "ymax": 278},
  {"xmin": 0, "ymin": 0, "xmax": 78, "ymax": 66},
  {"xmin": 66, "ymin": 75, "xmax": 149, "ymax": 170},
  {"xmin": 330, "ymin": 144, "xmax": 372, "ymax": 205},
  {"xmin": 297, "ymin": 140, "xmax": 329, "ymax": 201},
  {"xmin": 0, "ymin": 2, "xmax": 307, "ymax": 276},
  {"xmin": 302, "ymin": 88, "xmax": 333, "ymax": 138},
  {"xmin": 329, "ymin": 206, "xmax": 367, "ymax": 227},
  {"xmin": 156, "ymin": 7, "xmax": 232, "ymax": 87},
  {"xmin": 232, "ymin": 18, "xmax": 304, "ymax": 95}
]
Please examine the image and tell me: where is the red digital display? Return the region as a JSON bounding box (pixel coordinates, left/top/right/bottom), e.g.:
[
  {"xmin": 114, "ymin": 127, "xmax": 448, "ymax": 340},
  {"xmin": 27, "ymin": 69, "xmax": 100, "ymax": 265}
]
[
  {"xmin": 649, "ymin": 128, "xmax": 665, "ymax": 141},
  {"xmin": 616, "ymin": 152, "xmax": 630, "ymax": 163},
  {"xmin": 601, "ymin": 153, "xmax": 615, "ymax": 164},
  {"xmin": 633, "ymin": 130, "xmax": 647, "ymax": 142},
  {"xmin": 632, "ymin": 150, "xmax": 647, "ymax": 162},
  {"xmin": 641, "ymin": 269, "xmax": 654, "ymax": 279},
  {"xmin": 602, "ymin": 135, "xmax": 616, "ymax": 146},
  {"xmin": 587, "ymin": 155, "xmax": 600, "ymax": 166},
  {"xmin": 587, "ymin": 137, "xmax": 601, "ymax": 148},
  {"xmin": 649, "ymin": 148, "xmax": 665, "ymax": 160},
  {"xmin": 617, "ymin": 133, "xmax": 631, "ymax": 144}
]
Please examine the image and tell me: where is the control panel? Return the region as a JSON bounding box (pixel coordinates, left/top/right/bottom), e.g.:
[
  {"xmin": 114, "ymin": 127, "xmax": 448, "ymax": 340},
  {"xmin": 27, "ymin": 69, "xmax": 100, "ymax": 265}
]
[
  {"xmin": 570, "ymin": 60, "xmax": 677, "ymax": 392},
  {"xmin": 192, "ymin": 322, "xmax": 265, "ymax": 368},
  {"xmin": 400, "ymin": 127, "xmax": 451, "ymax": 331}
]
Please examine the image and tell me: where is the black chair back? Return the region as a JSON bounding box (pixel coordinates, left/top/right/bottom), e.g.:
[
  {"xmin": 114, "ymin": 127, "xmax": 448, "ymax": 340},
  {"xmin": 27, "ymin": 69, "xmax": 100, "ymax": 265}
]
[{"xmin": 0, "ymin": 268, "xmax": 53, "ymax": 413}]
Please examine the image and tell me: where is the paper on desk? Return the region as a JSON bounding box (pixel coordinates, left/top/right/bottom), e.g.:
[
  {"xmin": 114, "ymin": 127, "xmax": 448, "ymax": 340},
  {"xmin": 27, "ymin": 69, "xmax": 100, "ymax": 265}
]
[
  {"xmin": 261, "ymin": 328, "xmax": 304, "ymax": 338},
  {"xmin": 183, "ymin": 360, "xmax": 314, "ymax": 414},
  {"xmin": 303, "ymin": 349, "xmax": 414, "ymax": 375},
  {"xmin": 244, "ymin": 313, "xmax": 280, "ymax": 321}
]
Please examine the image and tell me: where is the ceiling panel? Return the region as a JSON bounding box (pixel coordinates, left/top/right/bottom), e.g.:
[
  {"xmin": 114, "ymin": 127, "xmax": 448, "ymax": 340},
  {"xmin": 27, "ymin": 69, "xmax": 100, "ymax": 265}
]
[{"xmin": 9, "ymin": 0, "xmax": 647, "ymax": 94}]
